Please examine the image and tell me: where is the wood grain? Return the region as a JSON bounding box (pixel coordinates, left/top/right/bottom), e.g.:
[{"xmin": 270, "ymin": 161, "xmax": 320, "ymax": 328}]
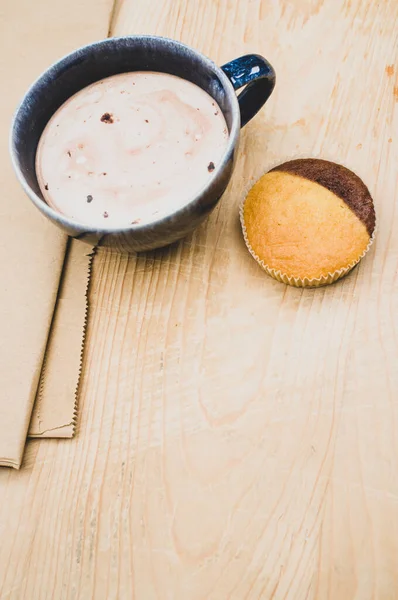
[{"xmin": 1, "ymin": 0, "xmax": 398, "ymax": 598}]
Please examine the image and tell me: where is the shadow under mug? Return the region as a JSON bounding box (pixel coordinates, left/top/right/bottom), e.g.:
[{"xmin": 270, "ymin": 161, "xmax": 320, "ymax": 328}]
[{"xmin": 10, "ymin": 35, "xmax": 275, "ymax": 252}]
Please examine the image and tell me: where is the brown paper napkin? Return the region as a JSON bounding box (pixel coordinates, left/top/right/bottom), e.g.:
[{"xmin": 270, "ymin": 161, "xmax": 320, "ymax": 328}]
[
  {"xmin": 28, "ymin": 241, "xmax": 94, "ymax": 438},
  {"xmin": 0, "ymin": 0, "xmax": 113, "ymax": 468}
]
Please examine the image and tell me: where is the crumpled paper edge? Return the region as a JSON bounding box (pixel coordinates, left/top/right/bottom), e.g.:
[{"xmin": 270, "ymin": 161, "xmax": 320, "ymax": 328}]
[{"xmin": 28, "ymin": 243, "xmax": 95, "ymax": 437}]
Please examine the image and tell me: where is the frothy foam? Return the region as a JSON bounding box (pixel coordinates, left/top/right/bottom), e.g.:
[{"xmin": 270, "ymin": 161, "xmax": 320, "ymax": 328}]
[{"xmin": 36, "ymin": 72, "xmax": 229, "ymax": 227}]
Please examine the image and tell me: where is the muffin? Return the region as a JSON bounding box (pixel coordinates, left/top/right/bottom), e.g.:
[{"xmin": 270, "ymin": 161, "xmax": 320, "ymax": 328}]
[{"xmin": 240, "ymin": 158, "xmax": 376, "ymax": 287}]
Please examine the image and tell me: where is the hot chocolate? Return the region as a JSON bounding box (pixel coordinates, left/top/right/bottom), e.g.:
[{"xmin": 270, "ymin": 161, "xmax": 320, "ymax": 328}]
[{"xmin": 36, "ymin": 72, "xmax": 229, "ymax": 227}]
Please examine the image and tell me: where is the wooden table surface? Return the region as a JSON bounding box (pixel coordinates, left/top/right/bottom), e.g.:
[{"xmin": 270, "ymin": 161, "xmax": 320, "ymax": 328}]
[{"xmin": 1, "ymin": 1, "xmax": 398, "ymax": 598}]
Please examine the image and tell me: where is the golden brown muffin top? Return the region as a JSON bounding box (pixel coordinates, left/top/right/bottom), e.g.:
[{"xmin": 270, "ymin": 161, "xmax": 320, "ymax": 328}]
[{"xmin": 270, "ymin": 158, "xmax": 375, "ymax": 236}]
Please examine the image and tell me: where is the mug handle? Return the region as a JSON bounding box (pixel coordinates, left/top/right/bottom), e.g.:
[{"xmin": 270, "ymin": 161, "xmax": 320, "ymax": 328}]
[{"xmin": 221, "ymin": 54, "xmax": 276, "ymax": 128}]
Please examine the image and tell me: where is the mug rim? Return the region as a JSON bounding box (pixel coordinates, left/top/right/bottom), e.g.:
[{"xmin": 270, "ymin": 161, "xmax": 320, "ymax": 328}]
[{"xmin": 10, "ymin": 34, "xmax": 241, "ymax": 235}]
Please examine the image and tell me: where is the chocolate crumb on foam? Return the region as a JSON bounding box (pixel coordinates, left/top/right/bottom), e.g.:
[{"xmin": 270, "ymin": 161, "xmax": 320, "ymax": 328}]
[{"xmin": 100, "ymin": 112, "xmax": 114, "ymax": 124}]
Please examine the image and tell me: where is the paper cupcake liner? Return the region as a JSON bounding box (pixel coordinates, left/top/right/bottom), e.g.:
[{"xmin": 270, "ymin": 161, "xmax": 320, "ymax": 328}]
[{"xmin": 239, "ymin": 199, "xmax": 376, "ymax": 288}]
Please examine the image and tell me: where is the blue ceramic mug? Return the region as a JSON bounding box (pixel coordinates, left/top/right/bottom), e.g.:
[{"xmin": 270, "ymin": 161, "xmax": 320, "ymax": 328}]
[{"xmin": 10, "ymin": 35, "xmax": 275, "ymax": 251}]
